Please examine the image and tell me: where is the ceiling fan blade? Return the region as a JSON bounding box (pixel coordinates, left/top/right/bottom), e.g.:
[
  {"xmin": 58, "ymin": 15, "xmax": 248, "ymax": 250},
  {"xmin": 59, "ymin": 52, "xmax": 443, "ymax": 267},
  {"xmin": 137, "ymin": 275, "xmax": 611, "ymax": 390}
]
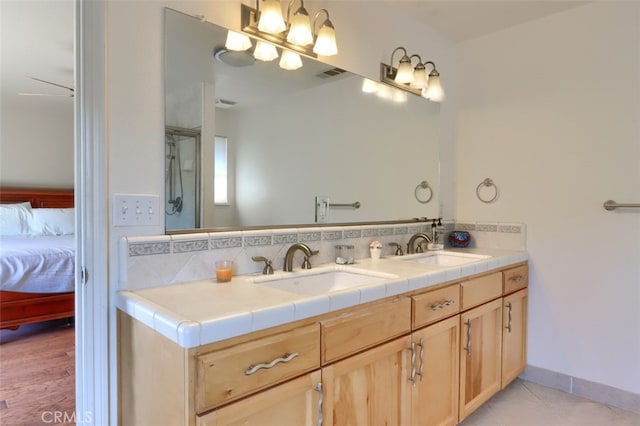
[
  {"xmin": 18, "ymin": 92, "xmax": 74, "ymax": 97},
  {"xmin": 25, "ymin": 75, "xmax": 74, "ymax": 92}
]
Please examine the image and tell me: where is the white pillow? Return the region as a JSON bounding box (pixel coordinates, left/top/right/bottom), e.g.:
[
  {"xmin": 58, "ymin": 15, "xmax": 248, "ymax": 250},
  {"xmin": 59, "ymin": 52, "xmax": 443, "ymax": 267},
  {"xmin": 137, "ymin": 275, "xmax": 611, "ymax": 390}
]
[
  {"xmin": 0, "ymin": 202, "xmax": 34, "ymax": 236},
  {"xmin": 31, "ymin": 208, "xmax": 75, "ymax": 235}
]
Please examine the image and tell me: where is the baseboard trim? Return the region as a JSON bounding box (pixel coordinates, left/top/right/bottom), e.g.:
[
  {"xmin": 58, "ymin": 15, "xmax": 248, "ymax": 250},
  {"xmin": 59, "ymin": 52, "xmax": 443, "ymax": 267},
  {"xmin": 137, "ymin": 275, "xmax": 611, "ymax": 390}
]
[{"xmin": 520, "ymin": 365, "xmax": 640, "ymax": 414}]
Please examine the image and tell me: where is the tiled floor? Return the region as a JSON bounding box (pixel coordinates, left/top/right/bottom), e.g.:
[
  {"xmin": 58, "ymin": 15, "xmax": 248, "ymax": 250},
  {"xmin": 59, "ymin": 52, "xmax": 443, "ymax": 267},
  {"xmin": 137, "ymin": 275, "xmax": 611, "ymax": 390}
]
[{"xmin": 460, "ymin": 379, "xmax": 640, "ymax": 426}]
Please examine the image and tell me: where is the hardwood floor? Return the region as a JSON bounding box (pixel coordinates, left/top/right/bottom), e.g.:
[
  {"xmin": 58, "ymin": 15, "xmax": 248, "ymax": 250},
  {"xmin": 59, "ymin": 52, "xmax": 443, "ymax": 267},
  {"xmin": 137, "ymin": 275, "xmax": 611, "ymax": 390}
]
[{"xmin": 0, "ymin": 319, "xmax": 75, "ymax": 425}]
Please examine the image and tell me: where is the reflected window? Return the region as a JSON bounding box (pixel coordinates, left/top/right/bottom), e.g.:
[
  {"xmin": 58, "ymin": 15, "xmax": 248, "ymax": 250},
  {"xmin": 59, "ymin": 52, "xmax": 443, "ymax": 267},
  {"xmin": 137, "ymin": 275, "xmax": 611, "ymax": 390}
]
[{"xmin": 214, "ymin": 136, "xmax": 228, "ymax": 204}]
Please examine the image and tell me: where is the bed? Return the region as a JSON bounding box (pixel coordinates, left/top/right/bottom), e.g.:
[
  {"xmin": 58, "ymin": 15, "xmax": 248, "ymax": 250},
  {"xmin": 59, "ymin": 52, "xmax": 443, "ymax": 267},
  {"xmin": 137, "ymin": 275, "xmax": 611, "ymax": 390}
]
[{"xmin": 0, "ymin": 187, "xmax": 75, "ymax": 330}]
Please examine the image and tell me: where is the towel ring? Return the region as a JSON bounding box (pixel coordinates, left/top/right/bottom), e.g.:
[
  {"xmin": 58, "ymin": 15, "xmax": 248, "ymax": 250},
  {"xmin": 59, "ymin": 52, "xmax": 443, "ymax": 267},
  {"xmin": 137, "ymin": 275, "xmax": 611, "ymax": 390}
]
[
  {"xmin": 414, "ymin": 181, "xmax": 433, "ymax": 204},
  {"xmin": 476, "ymin": 178, "xmax": 498, "ymax": 203}
]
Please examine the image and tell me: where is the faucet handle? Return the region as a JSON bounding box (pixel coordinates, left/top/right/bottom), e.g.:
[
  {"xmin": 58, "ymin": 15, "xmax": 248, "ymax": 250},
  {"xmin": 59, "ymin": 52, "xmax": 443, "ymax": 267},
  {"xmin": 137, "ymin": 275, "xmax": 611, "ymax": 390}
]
[
  {"xmin": 302, "ymin": 256, "xmax": 311, "ymax": 269},
  {"xmin": 389, "ymin": 242, "xmax": 404, "ymax": 256},
  {"xmin": 252, "ymin": 256, "xmax": 274, "ymax": 275},
  {"xmin": 302, "ymin": 249, "xmax": 319, "ymax": 269},
  {"xmin": 416, "ymin": 242, "xmax": 425, "ymax": 253}
]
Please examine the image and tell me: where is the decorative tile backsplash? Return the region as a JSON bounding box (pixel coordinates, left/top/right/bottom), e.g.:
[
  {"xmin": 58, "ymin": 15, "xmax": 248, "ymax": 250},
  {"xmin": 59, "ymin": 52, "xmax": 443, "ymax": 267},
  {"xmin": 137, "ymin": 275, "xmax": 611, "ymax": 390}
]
[
  {"xmin": 451, "ymin": 221, "xmax": 526, "ymax": 251},
  {"xmin": 119, "ymin": 220, "xmax": 526, "ymax": 291}
]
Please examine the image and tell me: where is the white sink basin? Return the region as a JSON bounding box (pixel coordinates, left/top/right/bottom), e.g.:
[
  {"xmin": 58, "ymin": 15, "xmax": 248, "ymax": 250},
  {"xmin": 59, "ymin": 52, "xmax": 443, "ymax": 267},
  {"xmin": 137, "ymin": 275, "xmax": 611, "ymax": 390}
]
[
  {"xmin": 401, "ymin": 251, "xmax": 491, "ymax": 266},
  {"xmin": 252, "ymin": 267, "xmax": 398, "ymax": 295}
]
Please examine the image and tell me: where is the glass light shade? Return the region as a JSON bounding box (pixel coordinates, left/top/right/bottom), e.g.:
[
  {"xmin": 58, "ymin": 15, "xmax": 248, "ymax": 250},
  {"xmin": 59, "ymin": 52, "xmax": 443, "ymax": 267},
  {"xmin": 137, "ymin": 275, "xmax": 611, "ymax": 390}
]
[
  {"xmin": 394, "ymin": 58, "xmax": 414, "ymax": 84},
  {"xmin": 225, "ymin": 31, "xmax": 252, "ymax": 51},
  {"xmin": 313, "ymin": 24, "xmax": 338, "ymax": 56},
  {"xmin": 361, "ymin": 78, "xmax": 378, "ymax": 93},
  {"xmin": 410, "ymin": 67, "xmax": 428, "ymax": 89},
  {"xmin": 423, "ymin": 74, "xmax": 444, "ymax": 102},
  {"xmin": 258, "ymin": 0, "xmax": 286, "ymax": 34},
  {"xmin": 287, "ymin": 10, "xmax": 313, "ymax": 46},
  {"xmin": 279, "ymin": 50, "xmax": 303, "ymax": 70},
  {"xmin": 254, "ymin": 41, "xmax": 279, "ymax": 61}
]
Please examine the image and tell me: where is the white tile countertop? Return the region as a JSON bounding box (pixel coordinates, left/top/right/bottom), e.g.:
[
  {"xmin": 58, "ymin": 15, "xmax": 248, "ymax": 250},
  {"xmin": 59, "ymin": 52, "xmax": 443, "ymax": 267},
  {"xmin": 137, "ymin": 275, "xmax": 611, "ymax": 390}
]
[{"xmin": 116, "ymin": 248, "xmax": 528, "ymax": 349}]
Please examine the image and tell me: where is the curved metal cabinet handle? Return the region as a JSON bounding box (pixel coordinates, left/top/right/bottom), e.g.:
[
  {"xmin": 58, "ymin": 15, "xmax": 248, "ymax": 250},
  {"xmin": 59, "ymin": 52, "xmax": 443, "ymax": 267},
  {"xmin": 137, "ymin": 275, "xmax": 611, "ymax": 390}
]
[
  {"xmin": 315, "ymin": 382, "xmax": 323, "ymax": 426},
  {"xmin": 416, "ymin": 338, "xmax": 424, "ymax": 381},
  {"xmin": 464, "ymin": 319, "xmax": 472, "ymax": 355},
  {"xmin": 430, "ymin": 299, "xmax": 455, "ymax": 311},
  {"xmin": 510, "ymin": 275, "xmax": 525, "ymax": 283},
  {"xmin": 505, "ymin": 302, "xmax": 513, "ymax": 333},
  {"xmin": 244, "ymin": 352, "xmax": 299, "ymax": 376},
  {"xmin": 409, "ymin": 342, "xmax": 416, "ymax": 385}
]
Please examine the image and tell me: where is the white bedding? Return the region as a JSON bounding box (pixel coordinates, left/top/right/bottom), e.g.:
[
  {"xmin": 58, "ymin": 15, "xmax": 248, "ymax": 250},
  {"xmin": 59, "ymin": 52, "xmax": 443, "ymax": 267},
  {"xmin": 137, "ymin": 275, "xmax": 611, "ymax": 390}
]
[{"xmin": 0, "ymin": 235, "xmax": 75, "ymax": 293}]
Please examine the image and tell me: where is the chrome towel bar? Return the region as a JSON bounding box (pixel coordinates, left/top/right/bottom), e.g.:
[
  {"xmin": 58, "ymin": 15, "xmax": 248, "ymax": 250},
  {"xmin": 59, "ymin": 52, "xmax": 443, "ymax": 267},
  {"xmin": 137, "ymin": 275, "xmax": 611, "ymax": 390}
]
[
  {"xmin": 329, "ymin": 201, "xmax": 360, "ymax": 209},
  {"xmin": 603, "ymin": 200, "xmax": 640, "ymax": 211}
]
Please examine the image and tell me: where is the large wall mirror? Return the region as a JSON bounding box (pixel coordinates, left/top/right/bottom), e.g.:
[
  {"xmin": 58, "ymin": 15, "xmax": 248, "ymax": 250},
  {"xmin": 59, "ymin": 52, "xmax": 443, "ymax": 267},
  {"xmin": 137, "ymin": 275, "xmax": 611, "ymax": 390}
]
[{"xmin": 164, "ymin": 8, "xmax": 440, "ymax": 233}]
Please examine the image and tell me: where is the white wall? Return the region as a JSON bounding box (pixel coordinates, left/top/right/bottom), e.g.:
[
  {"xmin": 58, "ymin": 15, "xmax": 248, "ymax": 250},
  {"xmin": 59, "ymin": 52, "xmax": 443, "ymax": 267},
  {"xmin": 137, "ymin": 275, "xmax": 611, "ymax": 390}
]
[
  {"xmin": 455, "ymin": 2, "xmax": 640, "ymax": 394},
  {"xmin": 234, "ymin": 75, "xmax": 440, "ymax": 226},
  {"xmin": 0, "ymin": 99, "xmax": 73, "ymax": 187}
]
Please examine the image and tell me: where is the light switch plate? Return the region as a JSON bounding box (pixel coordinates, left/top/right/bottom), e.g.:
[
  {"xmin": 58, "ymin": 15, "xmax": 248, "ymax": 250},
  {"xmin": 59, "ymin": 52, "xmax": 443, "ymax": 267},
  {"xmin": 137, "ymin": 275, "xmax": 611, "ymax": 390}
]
[
  {"xmin": 113, "ymin": 194, "xmax": 160, "ymax": 226},
  {"xmin": 315, "ymin": 196, "xmax": 329, "ymax": 223}
]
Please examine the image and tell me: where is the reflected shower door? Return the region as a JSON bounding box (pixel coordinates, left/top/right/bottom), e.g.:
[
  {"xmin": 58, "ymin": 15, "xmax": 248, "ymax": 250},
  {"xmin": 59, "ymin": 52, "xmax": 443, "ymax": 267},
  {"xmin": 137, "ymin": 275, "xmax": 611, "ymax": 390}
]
[{"xmin": 165, "ymin": 127, "xmax": 201, "ymax": 230}]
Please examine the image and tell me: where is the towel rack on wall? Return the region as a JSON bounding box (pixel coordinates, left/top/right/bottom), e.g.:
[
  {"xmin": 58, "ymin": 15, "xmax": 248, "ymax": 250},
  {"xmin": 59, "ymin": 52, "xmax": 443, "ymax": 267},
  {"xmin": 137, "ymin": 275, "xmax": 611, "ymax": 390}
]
[
  {"xmin": 414, "ymin": 181, "xmax": 433, "ymax": 204},
  {"xmin": 603, "ymin": 200, "xmax": 640, "ymax": 211},
  {"xmin": 329, "ymin": 201, "xmax": 361, "ymax": 209},
  {"xmin": 476, "ymin": 178, "xmax": 499, "ymax": 203}
]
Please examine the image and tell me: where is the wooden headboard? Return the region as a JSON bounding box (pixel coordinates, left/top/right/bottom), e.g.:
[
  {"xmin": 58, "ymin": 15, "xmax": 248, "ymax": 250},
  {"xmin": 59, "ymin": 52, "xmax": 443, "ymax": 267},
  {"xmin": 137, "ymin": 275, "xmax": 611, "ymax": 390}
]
[{"xmin": 0, "ymin": 187, "xmax": 74, "ymax": 208}]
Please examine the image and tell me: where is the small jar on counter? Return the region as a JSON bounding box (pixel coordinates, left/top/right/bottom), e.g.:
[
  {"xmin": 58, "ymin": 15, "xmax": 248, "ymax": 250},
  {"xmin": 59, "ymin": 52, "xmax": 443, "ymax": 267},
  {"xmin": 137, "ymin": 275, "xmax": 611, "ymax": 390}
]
[{"xmin": 335, "ymin": 244, "xmax": 355, "ymax": 264}]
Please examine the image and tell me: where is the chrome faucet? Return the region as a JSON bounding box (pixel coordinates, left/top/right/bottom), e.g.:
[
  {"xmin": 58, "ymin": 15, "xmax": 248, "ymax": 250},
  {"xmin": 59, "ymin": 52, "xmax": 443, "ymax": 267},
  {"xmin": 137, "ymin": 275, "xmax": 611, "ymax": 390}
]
[
  {"xmin": 283, "ymin": 243, "xmax": 318, "ymax": 272},
  {"xmin": 407, "ymin": 232, "xmax": 432, "ymax": 254}
]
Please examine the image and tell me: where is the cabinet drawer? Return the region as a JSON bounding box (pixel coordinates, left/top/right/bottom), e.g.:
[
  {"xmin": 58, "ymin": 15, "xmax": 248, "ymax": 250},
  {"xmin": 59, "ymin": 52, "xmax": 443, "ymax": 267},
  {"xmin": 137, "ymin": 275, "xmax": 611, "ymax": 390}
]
[
  {"xmin": 321, "ymin": 297, "xmax": 411, "ymax": 364},
  {"xmin": 195, "ymin": 323, "xmax": 320, "ymax": 413},
  {"xmin": 460, "ymin": 272, "xmax": 502, "ymax": 311},
  {"xmin": 196, "ymin": 371, "xmax": 321, "ymax": 426},
  {"xmin": 503, "ymin": 264, "xmax": 528, "ymax": 295},
  {"xmin": 412, "ymin": 283, "xmax": 460, "ymax": 328}
]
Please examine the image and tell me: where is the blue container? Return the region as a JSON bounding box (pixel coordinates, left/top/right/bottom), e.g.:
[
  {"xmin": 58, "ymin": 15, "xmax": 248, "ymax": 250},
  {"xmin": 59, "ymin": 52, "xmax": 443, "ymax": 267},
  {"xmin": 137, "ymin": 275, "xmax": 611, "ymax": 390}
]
[{"xmin": 448, "ymin": 231, "xmax": 471, "ymax": 248}]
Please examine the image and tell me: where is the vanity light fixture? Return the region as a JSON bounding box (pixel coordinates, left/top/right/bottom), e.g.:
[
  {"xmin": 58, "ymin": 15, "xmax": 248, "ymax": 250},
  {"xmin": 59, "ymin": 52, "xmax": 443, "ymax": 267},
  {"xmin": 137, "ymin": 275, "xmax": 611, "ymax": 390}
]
[
  {"xmin": 409, "ymin": 55, "xmax": 428, "ymax": 89},
  {"xmin": 392, "ymin": 48, "xmax": 414, "ymax": 84},
  {"xmin": 312, "ymin": 9, "xmax": 338, "ymax": 56},
  {"xmin": 380, "ymin": 46, "xmax": 445, "ymax": 102},
  {"xmin": 225, "ymin": 30, "xmax": 252, "ymax": 51},
  {"xmin": 279, "ymin": 50, "xmax": 303, "ymax": 70},
  {"xmin": 286, "ymin": 1, "xmax": 313, "ymax": 46},
  {"xmin": 240, "ymin": 1, "xmax": 338, "ymax": 58},
  {"xmin": 257, "ymin": 0, "xmax": 287, "ymax": 34},
  {"xmin": 254, "ymin": 41, "xmax": 279, "ymax": 61}
]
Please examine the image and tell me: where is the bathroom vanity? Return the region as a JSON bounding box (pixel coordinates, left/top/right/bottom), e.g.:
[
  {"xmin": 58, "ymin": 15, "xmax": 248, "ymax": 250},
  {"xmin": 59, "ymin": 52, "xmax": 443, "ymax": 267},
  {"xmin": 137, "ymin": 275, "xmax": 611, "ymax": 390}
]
[{"xmin": 117, "ymin": 250, "xmax": 528, "ymax": 426}]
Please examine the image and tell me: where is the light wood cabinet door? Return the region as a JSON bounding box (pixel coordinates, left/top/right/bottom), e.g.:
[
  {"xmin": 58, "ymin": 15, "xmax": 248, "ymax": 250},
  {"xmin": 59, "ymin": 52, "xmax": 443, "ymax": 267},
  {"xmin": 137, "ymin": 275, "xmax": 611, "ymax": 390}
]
[
  {"xmin": 196, "ymin": 370, "xmax": 321, "ymax": 426},
  {"xmin": 501, "ymin": 288, "xmax": 528, "ymax": 388},
  {"xmin": 322, "ymin": 335, "xmax": 411, "ymax": 426},
  {"xmin": 459, "ymin": 298, "xmax": 503, "ymax": 421},
  {"xmin": 411, "ymin": 315, "xmax": 460, "ymax": 426}
]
